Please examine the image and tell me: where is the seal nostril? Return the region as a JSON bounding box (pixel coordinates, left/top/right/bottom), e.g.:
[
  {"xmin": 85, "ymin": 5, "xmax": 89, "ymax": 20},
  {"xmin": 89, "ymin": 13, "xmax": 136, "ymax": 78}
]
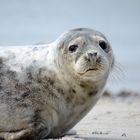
[
  {"xmin": 88, "ymin": 53, "xmax": 93, "ymax": 58},
  {"xmin": 94, "ymin": 52, "xmax": 97, "ymax": 56}
]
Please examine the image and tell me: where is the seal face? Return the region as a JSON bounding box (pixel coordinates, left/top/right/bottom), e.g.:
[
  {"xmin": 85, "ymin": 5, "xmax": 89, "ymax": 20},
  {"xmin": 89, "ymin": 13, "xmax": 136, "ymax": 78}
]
[{"xmin": 0, "ymin": 28, "xmax": 114, "ymax": 140}]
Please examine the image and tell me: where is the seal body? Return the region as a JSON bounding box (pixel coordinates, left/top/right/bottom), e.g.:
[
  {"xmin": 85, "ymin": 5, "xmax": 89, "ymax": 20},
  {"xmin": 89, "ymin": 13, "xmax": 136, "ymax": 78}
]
[{"xmin": 0, "ymin": 28, "xmax": 114, "ymax": 140}]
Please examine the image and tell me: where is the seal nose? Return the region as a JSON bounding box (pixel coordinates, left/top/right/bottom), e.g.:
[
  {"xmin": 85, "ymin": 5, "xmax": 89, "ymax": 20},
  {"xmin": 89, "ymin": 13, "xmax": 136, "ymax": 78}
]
[
  {"xmin": 88, "ymin": 52, "xmax": 97, "ymax": 58},
  {"xmin": 86, "ymin": 52, "xmax": 99, "ymax": 62}
]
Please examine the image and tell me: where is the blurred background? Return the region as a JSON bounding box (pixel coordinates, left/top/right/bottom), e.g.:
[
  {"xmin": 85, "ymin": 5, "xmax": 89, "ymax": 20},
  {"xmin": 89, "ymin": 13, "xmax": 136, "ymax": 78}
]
[{"xmin": 0, "ymin": 0, "xmax": 140, "ymax": 94}]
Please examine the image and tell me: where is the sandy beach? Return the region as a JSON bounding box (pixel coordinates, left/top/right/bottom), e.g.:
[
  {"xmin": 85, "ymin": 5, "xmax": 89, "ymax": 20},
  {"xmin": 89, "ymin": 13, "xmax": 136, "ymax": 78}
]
[{"xmin": 54, "ymin": 96, "xmax": 140, "ymax": 140}]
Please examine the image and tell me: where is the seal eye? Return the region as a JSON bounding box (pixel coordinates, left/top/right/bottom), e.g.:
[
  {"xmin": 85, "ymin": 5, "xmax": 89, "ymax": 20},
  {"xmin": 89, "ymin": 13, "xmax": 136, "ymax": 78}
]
[
  {"xmin": 69, "ymin": 45, "xmax": 78, "ymax": 52},
  {"xmin": 99, "ymin": 40, "xmax": 108, "ymax": 51}
]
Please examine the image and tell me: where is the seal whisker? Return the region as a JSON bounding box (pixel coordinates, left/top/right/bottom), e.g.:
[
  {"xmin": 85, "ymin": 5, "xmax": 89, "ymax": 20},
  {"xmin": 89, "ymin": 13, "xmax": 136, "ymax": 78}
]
[{"xmin": 108, "ymin": 61, "xmax": 125, "ymax": 85}]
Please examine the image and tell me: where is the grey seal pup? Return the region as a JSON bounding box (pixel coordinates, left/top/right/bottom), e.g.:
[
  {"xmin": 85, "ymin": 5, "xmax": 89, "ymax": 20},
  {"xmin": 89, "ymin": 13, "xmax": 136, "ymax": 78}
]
[{"xmin": 0, "ymin": 28, "xmax": 114, "ymax": 140}]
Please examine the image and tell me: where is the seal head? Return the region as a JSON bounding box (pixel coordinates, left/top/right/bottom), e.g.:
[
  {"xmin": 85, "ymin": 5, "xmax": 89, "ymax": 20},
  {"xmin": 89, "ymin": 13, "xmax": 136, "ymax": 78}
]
[{"xmin": 55, "ymin": 28, "xmax": 114, "ymax": 84}]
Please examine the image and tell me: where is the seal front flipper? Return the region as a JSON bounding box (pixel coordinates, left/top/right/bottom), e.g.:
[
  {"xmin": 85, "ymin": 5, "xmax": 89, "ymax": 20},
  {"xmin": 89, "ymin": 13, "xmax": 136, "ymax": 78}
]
[
  {"xmin": 0, "ymin": 95, "xmax": 50, "ymax": 140},
  {"xmin": 0, "ymin": 129, "xmax": 34, "ymax": 140}
]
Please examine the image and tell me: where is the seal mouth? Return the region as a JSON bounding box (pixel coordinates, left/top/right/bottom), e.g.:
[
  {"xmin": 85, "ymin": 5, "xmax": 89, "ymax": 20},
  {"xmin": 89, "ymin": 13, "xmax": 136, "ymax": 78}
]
[
  {"xmin": 86, "ymin": 68, "xmax": 98, "ymax": 72},
  {"xmin": 77, "ymin": 68, "xmax": 98, "ymax": 75},
  {"xmin": 85, "ymin": 68, "xmax": 99, "ymax": 73}
]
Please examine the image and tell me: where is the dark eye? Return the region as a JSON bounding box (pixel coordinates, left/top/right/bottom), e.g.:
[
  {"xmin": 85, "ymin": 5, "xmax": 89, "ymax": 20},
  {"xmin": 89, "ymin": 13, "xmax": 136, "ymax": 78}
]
[
  {"xmin": 69, "ymin": 45, "xmax": 78, "ymax": 52},
  {"xmin": 99, "ymin": 40, "xmax": 108, "ymax": 51}
]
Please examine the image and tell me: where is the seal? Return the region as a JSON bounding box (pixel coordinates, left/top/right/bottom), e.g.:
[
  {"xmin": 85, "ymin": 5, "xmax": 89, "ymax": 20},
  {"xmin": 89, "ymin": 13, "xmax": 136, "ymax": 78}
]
[{"xmin": 0, "ymin": 28, "xmax": 114, "ymax": 140}]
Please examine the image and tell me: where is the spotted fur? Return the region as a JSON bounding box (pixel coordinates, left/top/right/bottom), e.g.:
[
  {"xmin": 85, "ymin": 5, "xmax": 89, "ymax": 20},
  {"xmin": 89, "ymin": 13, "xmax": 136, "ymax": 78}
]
[{"xmin": 0, "ymin": 28, "xmax": 114, "ymax": 140}]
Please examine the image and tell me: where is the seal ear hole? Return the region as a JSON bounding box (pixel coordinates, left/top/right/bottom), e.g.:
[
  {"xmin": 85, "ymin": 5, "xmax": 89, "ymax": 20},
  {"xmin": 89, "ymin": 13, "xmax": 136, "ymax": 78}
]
[
  {"xmin": 99, "ymin": 40, "xmax": 108, "ymax": 51},
  {"xmin": 69, "ymin": 45, "xmax": 79, "ymax": 53}
]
